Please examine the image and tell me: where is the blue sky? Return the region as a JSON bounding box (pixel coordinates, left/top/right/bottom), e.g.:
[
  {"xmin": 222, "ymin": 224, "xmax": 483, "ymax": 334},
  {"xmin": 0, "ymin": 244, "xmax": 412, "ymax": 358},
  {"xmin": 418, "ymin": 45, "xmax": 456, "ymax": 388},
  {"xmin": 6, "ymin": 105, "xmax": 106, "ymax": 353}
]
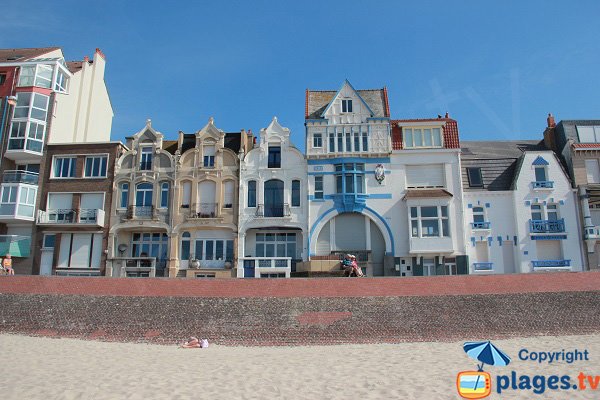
[{"xmin": 3, "ymin": 1, "xmax": 600, "ymax": 148}]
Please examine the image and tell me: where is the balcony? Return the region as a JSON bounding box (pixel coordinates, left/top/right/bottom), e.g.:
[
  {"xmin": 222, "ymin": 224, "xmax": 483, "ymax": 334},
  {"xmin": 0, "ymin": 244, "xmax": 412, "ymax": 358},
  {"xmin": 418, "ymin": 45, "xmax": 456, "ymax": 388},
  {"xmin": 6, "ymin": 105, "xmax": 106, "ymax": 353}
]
[
  {"xmin": 5, "ymin": 139, "xmax": 44, "ymax": 162},
  {"xmin": 532, "ymin": 181, "xmax": 554, "ymax": 189},
  {"xmin": 471, "ymin": 221, "xmax": 491, "ymax": 229},
  {"xmin": 37, "ymin": 208, "xmax": 105, "ymax": 227},
  {"xmin": 473, "ymin": 262, "xmax": 494, "ymax": 271},
  {"xmin": 532, "ymin": 260, "xmax": 571, "ymax": 269},
  {"xmin": 0, "ymin": 183, "xmax": 37, "ymax": 222},
  {"xmin": 126, "ymin": 205, "xmax": 154, "ymax": 219},
  {"xmin": 529, "ymin": 219, "xmax": 565, "ymax": 233},
  {"xmin": 186, "ymin": 203, "xmax": 220, "ymax": 219},
  {"xmin": 2, "ymin": 170, "xmax": 39, "ymax": 185},
  {"xmin": 237, "ymin": 257, "xmax": 292, "ymax": 278},
  {"xmin": 255, "ymin": 204, "xmax": 291, "ymax": 218},
  {"xmin": 108, "ymin": 257, "xmax": 159, "ymax": 278}
]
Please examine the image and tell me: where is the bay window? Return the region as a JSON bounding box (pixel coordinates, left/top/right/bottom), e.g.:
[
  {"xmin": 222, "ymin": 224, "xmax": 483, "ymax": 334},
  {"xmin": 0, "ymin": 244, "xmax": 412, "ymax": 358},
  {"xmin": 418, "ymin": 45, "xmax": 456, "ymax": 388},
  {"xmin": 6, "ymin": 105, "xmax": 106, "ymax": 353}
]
[
  {"xmin": 9, "ymin": 92, "xmax": 48, "ymax": 153},
  {"xmin": 335, "ymin": 163, "xmax": 365, "ymax": 194},
  {"xmin": 404, "ymin": 127, "xmax": 443, "ymax": 148},
  {"xmin": 410, "ymin": 205, "xmax": 450, "ymax": 238}
]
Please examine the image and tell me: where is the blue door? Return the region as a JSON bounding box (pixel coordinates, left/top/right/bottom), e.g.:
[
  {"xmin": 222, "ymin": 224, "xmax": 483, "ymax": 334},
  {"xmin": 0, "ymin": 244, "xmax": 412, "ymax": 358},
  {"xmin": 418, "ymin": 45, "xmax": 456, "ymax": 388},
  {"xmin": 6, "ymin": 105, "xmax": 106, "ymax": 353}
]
[{"xmin": 243, "ymin": 259, "xmax": 255, "ymax": 278}]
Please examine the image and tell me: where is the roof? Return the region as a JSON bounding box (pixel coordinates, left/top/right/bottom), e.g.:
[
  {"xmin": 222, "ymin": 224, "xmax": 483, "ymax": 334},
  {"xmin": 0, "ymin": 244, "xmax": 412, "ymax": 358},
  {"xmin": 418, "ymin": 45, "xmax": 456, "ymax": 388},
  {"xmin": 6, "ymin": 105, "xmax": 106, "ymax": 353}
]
[
  {"xmin": 391, "ymin": 118, "xmax": 460, "ymax": 149},
  {"xmin": 460, "ymin": 140, "xmax": 546, "ymax": 191},
  {"xmin": 305, "ymin": 87, "xmax": 390, "ymax": 119},
  {"xmin": 66, "ymin": 61, "xmax": 84, "ymax": 73},
  {"xmin": 162, "ymin": 140, "xmax": 178, "ymax": 155},
  {"xmin": 403, "ymin": 189, "xmax": 453, "ymax": 200},
  {"xmin": 178, "ymin": 132, "xmax": 242, "ymax": 155},
  {"xmin": 0, "ymin": 47, "xmax": 61, "ymax": 63},
  {"xmin": 572, "ymin": 143, "xmax": 600, "ymax": 149}
]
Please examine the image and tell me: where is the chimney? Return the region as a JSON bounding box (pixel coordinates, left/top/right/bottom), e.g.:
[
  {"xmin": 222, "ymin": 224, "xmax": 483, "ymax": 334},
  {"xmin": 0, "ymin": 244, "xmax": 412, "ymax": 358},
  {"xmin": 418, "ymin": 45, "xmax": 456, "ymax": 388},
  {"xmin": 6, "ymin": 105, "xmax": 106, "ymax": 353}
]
[
  {"xmin": 83, "ymin": 56, "xmax": 90, "ymax": 62},
  {"xmin": 444, "ymin": 112, "xmax": 450, "ymax": 118},
  {"xmin": 543, "ymin": 113, "xmax": 557, "ymax": 152}
]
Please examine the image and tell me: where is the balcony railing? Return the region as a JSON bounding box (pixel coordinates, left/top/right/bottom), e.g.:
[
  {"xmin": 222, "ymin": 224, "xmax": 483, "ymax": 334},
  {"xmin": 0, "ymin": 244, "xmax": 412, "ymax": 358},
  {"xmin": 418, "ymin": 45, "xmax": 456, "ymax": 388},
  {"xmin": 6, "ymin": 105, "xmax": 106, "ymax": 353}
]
[
  {"xmin": 187, "ymin": 203, "xmax": 219, "ymax": 219},
  {"xmin": 473, "ymin": 262, "xmax": 494, "ymax": 271},
  {"xmin": 255, "ymin": 203, "xmax": 291, "ymax": 218},
  {"xmin": 38, "ymin": 208, "xmax": 105, "ymax": 226},
  {"xmin": 2, "ymin": 170, "xmax": 39, "ymax": 184},
  {"xmin": 471, "ymin": 221, "xmax": 491, "ymax": 229},
  {"xmin": 532, "ymin": 181, "xmax": 554, "ymax": 189},
  {"xmin": 108, "ymin": 257, "xmax": 158, "ymax": 278},
  {"xmin": 127, "ymin": 205, "xmax": 154, "ymax": 219},
  {"xmin": 529, "ymin": 219, "xmax": 565, "ymax": 233},
  {"xmin": 532, "ymin": 260, "xmax": 571, "ymax": 268}
]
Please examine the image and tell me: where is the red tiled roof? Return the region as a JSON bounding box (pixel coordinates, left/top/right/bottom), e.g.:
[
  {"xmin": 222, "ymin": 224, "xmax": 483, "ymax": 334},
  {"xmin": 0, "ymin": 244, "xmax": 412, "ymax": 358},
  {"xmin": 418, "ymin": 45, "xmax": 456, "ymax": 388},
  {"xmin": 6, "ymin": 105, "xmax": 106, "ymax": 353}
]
[
  {"xmin": 391, "ymin": 118, "xmax": 460, "ymax": 150},
  {"xmin": 0, "ymin": 47, "xmax": 61, "ymax": 63},
  {"xmin": 573, "ymin": 143, "xmax": 600, "ymax": 149}
]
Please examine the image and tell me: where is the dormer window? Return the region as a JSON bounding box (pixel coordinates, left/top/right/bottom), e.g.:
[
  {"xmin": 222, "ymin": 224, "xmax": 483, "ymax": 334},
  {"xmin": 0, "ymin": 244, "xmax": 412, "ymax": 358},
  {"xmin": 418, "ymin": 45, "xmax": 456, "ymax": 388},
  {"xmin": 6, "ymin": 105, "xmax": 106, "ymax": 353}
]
[
  {"xmin": 577, "ymin": 126, "xmax": 600, "ymax": 143},
  {"xmin": 268, "ymin": 145, "xmax": 281, "ymax": 168},
  {"xmin": 403, "ymin": 127, "xmax": 442, "ymax": 148},
  {"xmin": 341, "ymin": 99, "xmax": 352, "ymax": 113},
  {"xmin": 534, "ymin": 166, "xmax": 547, "ymax": 182},
  {"xmin": 467, "ymin": 167, "xmax": 483, "ymax": 187},
  {"xmin": 140, "ymin": 146, "xmax": 153, "ymax": 170},
  {"xmin": 203, "ymin": 144, "xmax": 215, "ymax": 168}
]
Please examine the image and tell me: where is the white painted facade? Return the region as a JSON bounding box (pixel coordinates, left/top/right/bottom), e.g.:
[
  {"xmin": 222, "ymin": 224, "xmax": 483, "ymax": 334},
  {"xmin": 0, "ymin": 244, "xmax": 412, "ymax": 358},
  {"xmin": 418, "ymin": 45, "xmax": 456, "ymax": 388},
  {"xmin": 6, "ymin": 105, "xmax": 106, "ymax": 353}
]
[
  {"xmin": 464, "ymin": 151, "xmax": 584, "ymax": 273},
  {"xmin": 237, "ymin": 117, "xmax": 308, "ymax": 278}
]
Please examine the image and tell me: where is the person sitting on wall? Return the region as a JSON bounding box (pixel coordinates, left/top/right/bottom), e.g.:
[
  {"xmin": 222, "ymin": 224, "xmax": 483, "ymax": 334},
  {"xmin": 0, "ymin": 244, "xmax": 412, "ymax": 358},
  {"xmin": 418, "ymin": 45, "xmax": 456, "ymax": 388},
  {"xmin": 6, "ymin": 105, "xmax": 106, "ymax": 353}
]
[
  {"xmin": 3, "ymin": 254, "xmax": 14, "ymax": 276},
  {"xmin": 349, "ymin": 255, "xmax": 364, "ymax": 277},
  {"xmin": 342, "ymin": 254, "xmax": 354, "ymax": 277}
]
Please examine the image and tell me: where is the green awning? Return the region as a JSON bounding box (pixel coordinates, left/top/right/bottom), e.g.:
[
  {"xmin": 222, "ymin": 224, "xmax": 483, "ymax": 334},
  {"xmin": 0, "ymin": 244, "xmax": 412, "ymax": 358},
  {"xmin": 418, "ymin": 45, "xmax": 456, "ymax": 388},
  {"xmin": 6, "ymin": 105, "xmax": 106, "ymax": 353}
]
[{"xmin": 0, "ymin": 236, "xmax": 31, "ymax": 257}]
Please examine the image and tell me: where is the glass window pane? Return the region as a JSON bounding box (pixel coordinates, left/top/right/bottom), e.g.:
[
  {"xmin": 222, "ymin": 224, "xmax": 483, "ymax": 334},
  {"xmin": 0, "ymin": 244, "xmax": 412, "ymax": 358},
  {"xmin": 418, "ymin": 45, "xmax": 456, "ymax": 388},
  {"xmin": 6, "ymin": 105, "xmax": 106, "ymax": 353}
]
[
  {"xmin": 206, "ymin": 241, "xmax": 214, "ymax": 260},
  {"xmin": 410, "ymin": 207, "xmax": 417, "ymax": 218},
  {"xmin": 411, "ymin": 220, "xmax": 419, "ymax": 237},
  {"xmin": 535, "ymin": 167, "xmax": 546, "ymax": 182},
  {"xmin": 336, "ymin": 175, "xmax": 343, "ymax": 193},
  {"xmin": 226, "ymin": 240, "xmax": 234, "ymax": 261},
  {"xmin": 441, "ymin": 206, "xmax": 448, "ymax": 217},
  {"xmin": 433, "ymin": 128, "xmax": 442, "ymax": 146},
  {"xmin": 265, "ymin": 244, "xmax": 275, "ymax": 257},
  {"xmin": 195, "ymin": 241, "xmax": 204, "ymax": 260},
  {"xmin": 424, "ymin": 129, "xmax": 432, "ymax": 146},
  {"xmin": 277, "ymin": 243, "xmax": 286, "ymax": 256},
  {"xmin": 421, "ymin": 206, "xmax": 438, "ymax": 218},
  {"xmin": 181, "ymin": 240, "xmax": 190, "ymax": 260},
  {"xmin": 256, "ymin": 233, "xmax": 264, "ymax": 242},
  {"xmin": 287, "ymin": 243, "xmax": 296, "ymax": 258},
  {"xmin": 422, "ymin": 220, "xmax": 439, "ymax": 237},
  {"xmin": 404, "ymin": 129, "xmax": 413, "ymax": 148},
  {"xmin": 256, "ymin": 243, "xmax": 264, "ymax": 257},
  {"xmin": 442, "ymin": 219, "xmax": 449, "ymax": 237},
  {"xmin": 345, "ymin": 174, "xmax": 354, "ymax": 193},
  {"xmin": 216, "ymin": 241, "xmax": 224, "ymax": 260},
  {"xmin": 414, "ymin": 129, "xmax": 423, "ymax": 147}
]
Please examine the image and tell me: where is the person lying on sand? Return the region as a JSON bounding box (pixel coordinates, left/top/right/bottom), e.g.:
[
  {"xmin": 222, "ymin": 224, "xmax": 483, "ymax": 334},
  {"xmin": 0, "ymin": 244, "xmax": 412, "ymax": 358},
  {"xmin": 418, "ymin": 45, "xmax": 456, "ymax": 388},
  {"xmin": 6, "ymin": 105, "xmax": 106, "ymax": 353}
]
[{"xmin": 181, "ymin": 337, "xmax": 209, "ymax": 348}]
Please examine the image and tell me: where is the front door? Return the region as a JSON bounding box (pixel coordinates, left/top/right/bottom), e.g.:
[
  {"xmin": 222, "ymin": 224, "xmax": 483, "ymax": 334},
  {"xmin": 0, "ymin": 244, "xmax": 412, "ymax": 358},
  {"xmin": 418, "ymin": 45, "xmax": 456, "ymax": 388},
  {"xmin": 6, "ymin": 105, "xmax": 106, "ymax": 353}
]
[{"xmin": 40, "ymin": 249, "xmax": 53, "ymax": 275}]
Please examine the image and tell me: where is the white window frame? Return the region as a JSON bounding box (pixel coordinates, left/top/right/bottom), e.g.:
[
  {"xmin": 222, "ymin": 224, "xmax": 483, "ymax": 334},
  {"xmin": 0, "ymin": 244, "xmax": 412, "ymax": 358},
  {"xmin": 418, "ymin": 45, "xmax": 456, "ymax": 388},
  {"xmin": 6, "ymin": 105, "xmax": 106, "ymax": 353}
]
[
  {"xmin": 8, "ymin": 92, "xmax": 48, "ymax": 153},
  {"xmin": 314, "ymin": 176, "xmax": 324, "ymax": 200},
  {"xmin": 52, "ymin": 156, "xmax": 77, "ymax": 179},
  {"xmin": 140, "ymin": 146, "xmax": 153, "ymax": 170},
  {"xmin": 84, "ymin": 155, "xmax": 108, "ymax": 178},
  {"xmin": 119, "ymin": 182, "xmax": 129, "ymax": 209},
  {"xmin": 341, "ymin": 99, "xmax": 353, "ymax": 113},
  {"xmin": 159, "ymin": 182, "xmax": 169, "ymax": 209},
  {"xmin": 410, "ymin": 205, "xmax": 450, "ymax": 238},
  {"xmin": 313, "ymin": 133, "xmax": 322, "ymax": 148},
  {"xmin": 403, "ymin": 127, "xmax": 443, "ymax": 149}
]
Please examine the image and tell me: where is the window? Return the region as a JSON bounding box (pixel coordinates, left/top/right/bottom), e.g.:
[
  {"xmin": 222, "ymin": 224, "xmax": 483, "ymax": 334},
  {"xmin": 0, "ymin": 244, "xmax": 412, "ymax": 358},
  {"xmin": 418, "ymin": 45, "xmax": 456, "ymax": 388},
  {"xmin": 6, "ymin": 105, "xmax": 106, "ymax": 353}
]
[
  {"xmin": 410, "ymin": 205, "xmax": 449, "ymax": 238},
  {"xmin": 292, "ymin": 180, "xmax": 300, "ymax": 207},
  {"xmin": 34, "ymin": 64, "xmax": 53, "ymax": 88},
  {"xmin": 223, "ymin": 181, "xmax": 234, "ymax": 209},
  {"xmin": 472, "ymin": 206, "xmax": 485, "ymax": 224},
  {"xmin": 160, "ymin": 182, "xmax": 169, "ymax": 208},
  {"xmin": 131, "ymin": 233, "xmax": 168, "ymax": 268},
  {"xmin": 353, "ymin": 130, "xmax": 360, "ymax": 152},
  {"xmin": 135, "ymin": 183, "xmax": 153, "ymax": 206},
  {"xmin": 362, "ymin": 131, "xmax": 369, "ymax": 152},
  {"xmin": 531, "ymin": 204, "xmax": 542, "ymax": 221},
  {"xmin": 577, "ymin": 126, "xmax": 600, "ymax": 143},
  {"xmin": 547, "ymin": 204, "xmax": 559, "ymax": 221},
  {"xmin": 53, "ymin": 157, "xmax": 76, "ymax": 178},
  {"xmin": 17, "ymin": 66, "xmax": 35, "ymax": 87},
  {"xmin": 181, "ymin": 232, "xmax": 191, "ymax": 260},
  {"xmin": 203, "ymin": 144, "xmax": 215, "ymax": 167},
  {"xmin": 406, "ymin": 165, "xmax": 445, "ymax": 188},
  {"xmin": 467, "ymin": 167, "xmax": 483, "ymax": 187},
  {"xmin": 341, "ymin": 99, "xmax": 353, "ymax": 113},
  {"xmin": 140, "ymin": 147, "xmax": 153, "ymax": 170},
  {"xmin": 18, "ymin": 186, "xmax": 36, "ymax": 217},
  {"xmin": 248, "ymin": 180, "xmax": 257, "ymax": 207},
  {"xmin": 17, "ymin": 64, "xmax": 60, "ymax": 89},
  {"xmin": 314, "ymin": 176, "xmax": 323, "ymax": 200},
  {"xmin": 255, "ymin": 233, "xmax": 297, "ymax": 259},
  {"xmin": 55, "ymin": 70, "xmax": 68, "ymax": 92},
  {"xmin": 119, "ymin": 183, "xmax": 129, "ymax": 208},
  {"xmin": 9, "ymin": 92, "xmax": 48, "ymax": 153},
  {"xmin": 345, "ymin": 131, "xmax": 351, "ymax": 152},
  {"xmin": 268, "ymin": 146, "xmax": 281, "ymax": 168},
  {"xmin": 585, "ymin": 159, "xmax": 600, "ymax": 184},
  {"xmin": 84, "ymin": 156, "xmax": 108, "ymax": 178},
  {"xmin": 181, "ymin": 181, "xmax": 191, "ymax": 208},
  {"xmin": 403, "ymin": 127, "xmax": 442, "ymax": 148},
  {"xmin": 43, "ymin": 234, "xmax": 56, "ymax": 249},
  {"xmin": 0, "ymin": 74, "xmax": 6, "ymax": 86},
  {"xmin": 329, "ymin": 132, "xmax": 335, "ymax": 153},
  {"xmin": 334, "ymin": 163, "xmax": 365, "ymax": 194},
  {"xmin": 534, "ymin": 167, "xmax": 547, "ymax": 182},
  {"xmin": 337, "ymin": 131, "xmax": 343, "ymax": 152},
  {"xmin": 313, "ymin": 133, "xmax": 322, "ymax": 148}
]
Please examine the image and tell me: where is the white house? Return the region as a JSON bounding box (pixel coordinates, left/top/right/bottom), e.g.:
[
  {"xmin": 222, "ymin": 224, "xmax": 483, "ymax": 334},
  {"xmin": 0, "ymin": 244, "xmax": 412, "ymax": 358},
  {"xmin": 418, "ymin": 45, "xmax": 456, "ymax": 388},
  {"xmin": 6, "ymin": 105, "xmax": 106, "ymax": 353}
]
[
  {"xmin": 237, "ymin": 117, "xmax": 308, "ymax": 278},
  {"xmin": 461, "ymin": 141, "xmax": 585, "ymax": 273}
]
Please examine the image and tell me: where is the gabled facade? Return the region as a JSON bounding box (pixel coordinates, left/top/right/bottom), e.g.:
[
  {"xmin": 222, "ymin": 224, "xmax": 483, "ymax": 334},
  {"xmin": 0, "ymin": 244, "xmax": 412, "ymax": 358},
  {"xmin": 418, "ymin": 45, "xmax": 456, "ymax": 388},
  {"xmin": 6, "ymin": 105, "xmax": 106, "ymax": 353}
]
[
  {"xmin": 389, "ymin": 116, "xmax": 467, "ymax": 276},
  {"xmin": 543, "ymin": 116, "xmax": 600, "ymax": 270},
  {"xmin": 238, "ymin": 117, "xmax": 308, "ymax": 278},
  {"xmin": 302, "ymin": 80, "xmax": 393, "ymax": 276},
  {"xmin": 106, "ymin": 120, "xmax": 175, "ymax": 277},
  {"xmin": 0, "ymin": 47, "xmax": 113, "ymax": 274},
  {"xmin": 461, "ymin": 140, "xmax": 584, "ymax": 273},
  {"xmin": 171, "ymin": 118, "xmax": 251, "ymax": 278}
]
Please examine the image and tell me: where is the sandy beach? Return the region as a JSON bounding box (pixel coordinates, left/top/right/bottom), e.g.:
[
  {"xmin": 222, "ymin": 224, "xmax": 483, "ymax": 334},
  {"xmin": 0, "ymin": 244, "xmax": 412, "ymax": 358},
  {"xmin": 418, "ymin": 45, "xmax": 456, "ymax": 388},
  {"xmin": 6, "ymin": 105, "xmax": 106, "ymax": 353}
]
[{"xmin": 1, "ymin": 334, "xmax": 598, "ymax": 399}]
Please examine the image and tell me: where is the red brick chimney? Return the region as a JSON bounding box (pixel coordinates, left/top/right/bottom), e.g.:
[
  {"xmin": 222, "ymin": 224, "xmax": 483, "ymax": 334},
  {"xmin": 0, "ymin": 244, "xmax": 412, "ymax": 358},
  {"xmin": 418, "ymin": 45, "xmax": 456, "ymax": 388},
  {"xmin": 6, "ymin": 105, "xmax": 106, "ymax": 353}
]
[
  {"xmin": 543, "ymin": 113, "xmax": 557, "ymax": 151},
  {"xmin": 547, "ymin": 113, "xmax": 556, "ymax": 128}
]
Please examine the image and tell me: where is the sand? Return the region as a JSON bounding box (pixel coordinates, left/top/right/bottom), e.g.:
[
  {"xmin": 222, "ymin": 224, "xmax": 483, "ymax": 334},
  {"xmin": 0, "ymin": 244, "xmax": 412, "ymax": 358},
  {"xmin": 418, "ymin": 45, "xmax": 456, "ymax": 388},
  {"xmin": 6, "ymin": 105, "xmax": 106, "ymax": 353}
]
[{"xmin": 1, "ymin": 334, "xmax": 599, "ymax": 399}]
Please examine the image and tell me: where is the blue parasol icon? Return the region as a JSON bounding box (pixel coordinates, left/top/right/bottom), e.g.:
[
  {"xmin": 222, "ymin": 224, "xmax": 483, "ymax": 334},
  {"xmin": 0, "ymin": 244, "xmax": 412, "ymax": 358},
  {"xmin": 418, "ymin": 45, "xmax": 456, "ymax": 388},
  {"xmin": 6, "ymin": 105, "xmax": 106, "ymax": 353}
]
[{"xmin": 463, "ymin": 341, "xmax": 511, "ymax": 371}]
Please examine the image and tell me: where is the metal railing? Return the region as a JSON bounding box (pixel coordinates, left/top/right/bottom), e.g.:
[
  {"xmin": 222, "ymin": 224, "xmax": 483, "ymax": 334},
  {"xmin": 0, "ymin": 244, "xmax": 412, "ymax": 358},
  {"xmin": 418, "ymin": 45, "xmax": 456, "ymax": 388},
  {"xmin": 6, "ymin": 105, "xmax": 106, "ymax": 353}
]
[
  {"xmin": 109, "ymin": 257, "xmax": 158, "ymax": 277},
  {"xmin": 473, "ymin": 262, "xmax": 494, "ymax": 271},
  {"xmin": 529, "ymin": 219, "xmax": 565, "ymax": 233},
  {"xmin": 37, "ymin": 208, "xmax": 104, "ymax": 225},
  {"xmin": 237, "ymin": 257, "xmax": 292, "ymax": 278},
  {"xmin": 188, "ymin": 203, "xmax": 219, "ymax": 218},
  {"xmin": 471, "ymin": 221, "xmax": 491, "ymax": 229},
  {"xmin": 532, "ymin": 181, "xmax": 554, "ymax": 188},
  {"xmin": 2, "ymin": 170, "xmax": 39, "ymax": 184},
  {"xmin": 255, "ymin": 203, "xmax": 291, "ymax": 217},
  {"xmin": 531, "ymin": 260, "xmax": 571, "ymax": 268},
  {"xmin": 127, "ymin": 205, "xmax": 154, "ymax": 219}
]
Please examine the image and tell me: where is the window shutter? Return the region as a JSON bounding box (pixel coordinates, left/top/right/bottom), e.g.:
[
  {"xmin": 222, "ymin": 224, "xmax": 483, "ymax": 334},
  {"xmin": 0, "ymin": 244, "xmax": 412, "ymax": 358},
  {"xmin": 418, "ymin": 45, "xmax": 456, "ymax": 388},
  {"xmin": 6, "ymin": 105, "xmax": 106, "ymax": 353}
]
[
  {"xmin": 406, "ymin": 165, "xmax": 445, "ymax": 188},
  {"xmin": 456, "ymin": 255, "xmax": 468, "ymax": 275},
  {"xmin": 224, "ymin": 181, "xmax": 234, "ymax": 206}
]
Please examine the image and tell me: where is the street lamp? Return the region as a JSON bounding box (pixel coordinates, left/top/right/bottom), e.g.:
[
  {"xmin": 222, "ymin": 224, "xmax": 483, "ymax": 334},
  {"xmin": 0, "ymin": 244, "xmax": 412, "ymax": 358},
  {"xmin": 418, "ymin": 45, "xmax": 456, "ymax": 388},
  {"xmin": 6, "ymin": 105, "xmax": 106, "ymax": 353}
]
[{"xmin": 6, "ymin": 95, "xmax": 17, "ymax": 106}]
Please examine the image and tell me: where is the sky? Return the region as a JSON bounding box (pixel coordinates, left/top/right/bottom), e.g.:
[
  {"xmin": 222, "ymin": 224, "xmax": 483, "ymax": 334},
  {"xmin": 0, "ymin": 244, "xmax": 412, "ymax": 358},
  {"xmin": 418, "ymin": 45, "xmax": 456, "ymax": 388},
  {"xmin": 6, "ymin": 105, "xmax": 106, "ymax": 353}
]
[{"xmin": 2, "ymin": 0, "xmax": 600, "ymax": 148}]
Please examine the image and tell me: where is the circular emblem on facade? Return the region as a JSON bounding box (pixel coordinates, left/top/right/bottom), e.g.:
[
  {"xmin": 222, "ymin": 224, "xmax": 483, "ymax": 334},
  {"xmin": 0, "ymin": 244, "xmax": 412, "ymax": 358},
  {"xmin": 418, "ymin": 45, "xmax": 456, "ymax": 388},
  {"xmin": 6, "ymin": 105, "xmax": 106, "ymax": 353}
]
[{"xmin": 375, "ymin": 164, "xmax": 385, "ymax": 184}]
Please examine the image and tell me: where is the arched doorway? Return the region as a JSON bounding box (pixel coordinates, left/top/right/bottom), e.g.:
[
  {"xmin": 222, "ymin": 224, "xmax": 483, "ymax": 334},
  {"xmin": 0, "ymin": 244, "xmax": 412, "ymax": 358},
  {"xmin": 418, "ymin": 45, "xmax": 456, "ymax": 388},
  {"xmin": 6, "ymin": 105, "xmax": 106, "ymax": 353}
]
[{"xmin": 264, "ymin": 179, "xmax": 284, "ymax": 217}]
